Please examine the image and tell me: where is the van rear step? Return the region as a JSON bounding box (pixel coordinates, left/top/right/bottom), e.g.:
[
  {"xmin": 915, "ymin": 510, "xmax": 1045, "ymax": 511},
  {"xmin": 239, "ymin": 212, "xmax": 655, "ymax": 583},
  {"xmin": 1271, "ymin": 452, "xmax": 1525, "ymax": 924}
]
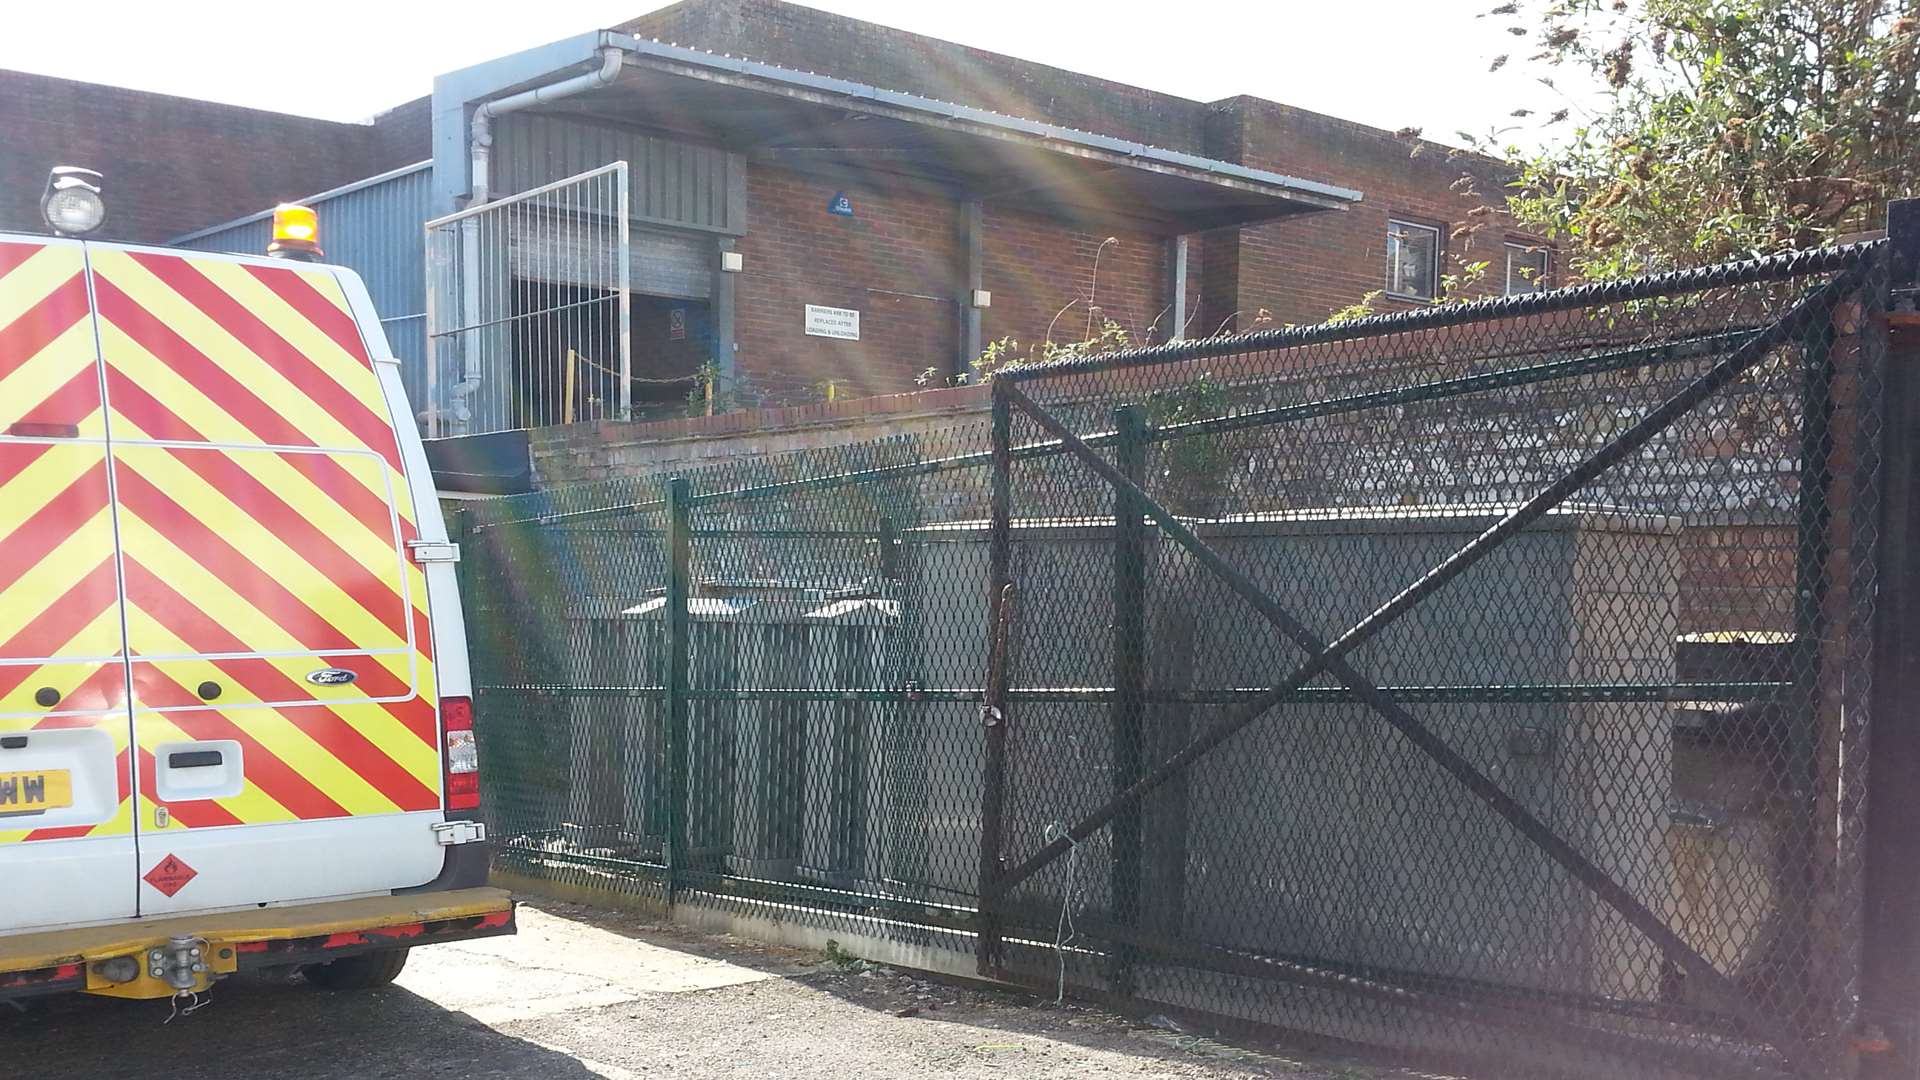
[{"xmin": 0, "ymin": 888, "xmax": 513, "ymax": 1002}]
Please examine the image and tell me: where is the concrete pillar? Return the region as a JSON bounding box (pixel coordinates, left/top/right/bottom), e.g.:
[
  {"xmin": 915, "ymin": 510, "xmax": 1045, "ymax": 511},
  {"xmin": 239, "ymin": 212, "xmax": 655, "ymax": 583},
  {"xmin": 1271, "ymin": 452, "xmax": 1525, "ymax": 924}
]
[{"xmin": 1167, "ymin": 234, "xmax": 1190, "ymax": 341}]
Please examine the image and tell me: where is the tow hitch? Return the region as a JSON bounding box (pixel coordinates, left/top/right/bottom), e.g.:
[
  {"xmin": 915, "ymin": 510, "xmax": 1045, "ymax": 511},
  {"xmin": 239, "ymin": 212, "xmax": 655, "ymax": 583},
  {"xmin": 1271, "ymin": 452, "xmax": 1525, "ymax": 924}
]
[{"xmin": 149, "ymin": 936, "xmax": 211, "ymax": 991}]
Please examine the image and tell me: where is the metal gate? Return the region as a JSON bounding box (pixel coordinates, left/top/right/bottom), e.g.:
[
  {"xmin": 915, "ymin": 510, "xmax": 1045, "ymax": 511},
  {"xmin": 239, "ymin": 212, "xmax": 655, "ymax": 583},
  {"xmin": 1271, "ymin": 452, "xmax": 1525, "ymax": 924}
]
[
  {"xmin": 461, "ymin": 202, "xmax": 1920, "ymax": 1080},
  {"xmin": 972, "ymin": 240, "xmax": 1887, "ymax": 1079},
  {"xmin": 423, "ymin": 162, "xmax": 631, "ymax": 437}
]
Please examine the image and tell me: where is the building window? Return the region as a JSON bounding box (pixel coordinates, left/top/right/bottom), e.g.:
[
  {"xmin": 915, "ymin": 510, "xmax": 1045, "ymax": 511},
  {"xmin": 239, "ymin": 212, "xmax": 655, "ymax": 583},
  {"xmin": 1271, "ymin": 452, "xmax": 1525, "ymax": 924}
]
[
  {"xmin": 1505, "ymin": 242, "xmax": 1550, "ymax": 294},
  {"xmin": 1386, "ymin": 219, "xmax": 1441, "ymax": 299}
]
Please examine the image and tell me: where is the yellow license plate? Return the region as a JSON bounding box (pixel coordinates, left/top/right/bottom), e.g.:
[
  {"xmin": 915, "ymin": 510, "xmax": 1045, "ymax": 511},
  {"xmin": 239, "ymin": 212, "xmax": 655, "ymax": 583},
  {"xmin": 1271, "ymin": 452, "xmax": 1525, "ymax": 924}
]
[{"xmin": 0, "ymin": 770, "xmax": 73, "ymax": 813}]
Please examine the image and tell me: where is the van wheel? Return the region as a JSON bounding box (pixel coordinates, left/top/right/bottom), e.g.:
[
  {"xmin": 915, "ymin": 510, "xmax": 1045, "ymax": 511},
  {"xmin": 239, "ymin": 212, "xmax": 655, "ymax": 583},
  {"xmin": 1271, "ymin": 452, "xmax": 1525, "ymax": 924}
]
[{"xmin": 301, "ymin": 948, "xmax": 409, "ymax": 991}]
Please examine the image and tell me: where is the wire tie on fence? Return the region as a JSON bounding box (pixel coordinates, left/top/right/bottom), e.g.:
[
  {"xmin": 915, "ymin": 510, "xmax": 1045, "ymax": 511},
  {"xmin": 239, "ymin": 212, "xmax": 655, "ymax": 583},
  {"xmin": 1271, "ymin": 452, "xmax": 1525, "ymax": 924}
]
[{"xmin": 1044, "ymin": 821, "xmax": 1081, "ymax": 1005}]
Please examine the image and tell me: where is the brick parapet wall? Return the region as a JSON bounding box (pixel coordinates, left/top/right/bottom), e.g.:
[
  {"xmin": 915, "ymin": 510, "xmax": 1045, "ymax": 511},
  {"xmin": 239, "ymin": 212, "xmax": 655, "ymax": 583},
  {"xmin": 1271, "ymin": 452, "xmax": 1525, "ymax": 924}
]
[
  {"xmin": 0, "ymin": 68, "xmax": 426, "ymax": 243},
  {"xmin": 531, "ymin": 382, "xmax": 992, "ymax": 485}
]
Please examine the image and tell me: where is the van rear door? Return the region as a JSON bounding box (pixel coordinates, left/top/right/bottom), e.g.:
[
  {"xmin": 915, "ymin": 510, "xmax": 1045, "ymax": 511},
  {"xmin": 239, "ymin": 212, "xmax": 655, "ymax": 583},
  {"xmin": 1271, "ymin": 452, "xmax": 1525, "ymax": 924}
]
[
  {"xmin": 88, "ymin": 246, "xmax": 444, "ymax": 915},
  {"xmin": 0, "ymin": 236, "xmax": 138, "ymax": 931}
]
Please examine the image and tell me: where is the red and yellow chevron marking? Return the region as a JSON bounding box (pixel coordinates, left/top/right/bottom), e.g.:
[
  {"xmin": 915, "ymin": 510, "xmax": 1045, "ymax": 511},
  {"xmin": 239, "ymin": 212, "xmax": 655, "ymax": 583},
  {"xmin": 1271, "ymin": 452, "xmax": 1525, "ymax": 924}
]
[
  {"xmin": 0, "ymin": 240, "xmax": 103, "ymax": 439},
  {"xmin": 90, "ymin": 249, "xmax": 404, "ymax": 468},
  {"xmin": 0, "ymin": 241, "xmax": 134, "ymax": 847},
  {"xmin": 124, "ymin": 601, "xmax": 439, "ymax": 829},
  {"xmin": 1, "ymin": 243, "xmax": 441, "ymax": 842},
  {"xmin": 113, "ymin": 444, "xmax": 410, "ymax": 655},
  {"xmin": 90, "ymin": 248, "xmax": 436, "ymax": 832},
  {"xmin": 0, "ymin": 444, "xmax": 120, "ymax": 669}
]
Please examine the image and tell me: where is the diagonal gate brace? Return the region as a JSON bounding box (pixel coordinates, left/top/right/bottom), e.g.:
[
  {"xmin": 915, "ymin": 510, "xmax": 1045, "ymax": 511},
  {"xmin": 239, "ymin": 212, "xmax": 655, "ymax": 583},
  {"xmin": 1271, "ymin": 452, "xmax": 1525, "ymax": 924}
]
[{"xmin": 989, "ymin": 259, "xmax": 1870, "ymax": 1076}]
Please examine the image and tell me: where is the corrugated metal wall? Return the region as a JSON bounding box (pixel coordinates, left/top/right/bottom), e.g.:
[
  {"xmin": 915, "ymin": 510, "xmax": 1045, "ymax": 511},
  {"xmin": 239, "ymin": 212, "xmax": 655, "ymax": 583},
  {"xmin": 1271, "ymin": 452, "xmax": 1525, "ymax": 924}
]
[
  {"xmin": 493, "ymin": 114, "xmax": 742, "ymax": 234},
  {"xmin": 172, "ymin": 162, "xmax": 435, "ymax": 408}
]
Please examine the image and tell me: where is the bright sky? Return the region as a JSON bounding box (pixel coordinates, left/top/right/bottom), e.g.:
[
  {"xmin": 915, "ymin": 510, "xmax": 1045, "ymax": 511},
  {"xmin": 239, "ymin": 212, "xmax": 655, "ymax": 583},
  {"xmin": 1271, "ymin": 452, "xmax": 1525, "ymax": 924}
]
[{"xmin": 2, "ymin": 0, "xmax": 1569, "ymax": 152}]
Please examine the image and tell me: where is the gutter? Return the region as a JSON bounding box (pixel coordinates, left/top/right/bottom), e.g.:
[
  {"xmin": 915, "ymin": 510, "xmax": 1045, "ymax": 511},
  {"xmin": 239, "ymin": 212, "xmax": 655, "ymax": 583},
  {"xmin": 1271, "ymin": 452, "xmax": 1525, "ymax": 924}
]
[
  {"xmin": 469, "ymin": 46, "xmax": 624, "ymax": 205},
  {"xmin": 442, "ymin": 31, "xmax": 1358, "ymax": 211},
  {"xmin": 444, "ymin": 45, "xmax": 623, "ymax": 435}
]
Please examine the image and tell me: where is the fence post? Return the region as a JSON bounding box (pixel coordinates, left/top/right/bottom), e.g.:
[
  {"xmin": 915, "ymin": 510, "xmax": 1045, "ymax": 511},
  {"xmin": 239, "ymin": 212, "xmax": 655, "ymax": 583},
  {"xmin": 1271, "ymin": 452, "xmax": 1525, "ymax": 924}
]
[
  {"xmin": 664, "ymin": 476, "xmax": 693, "ymax": 909},
  {"xmin": 977, "ymin": 380, "xmax": 1014, "ymax": 976},
  {"xmin": 1862, "ymin": 197, "xmax": 1920, "ymax": 1078},
  {"xmin": 1107, "ymin": 404, "xmax": 1149, "ymax": 994},
  {"xmin": 616, "ymin": 161, "xmax": 633, "ymax": 422},
  {"xmin": 1785, "ymin": 307, "xmax": 1835, "ymax": 1006}
]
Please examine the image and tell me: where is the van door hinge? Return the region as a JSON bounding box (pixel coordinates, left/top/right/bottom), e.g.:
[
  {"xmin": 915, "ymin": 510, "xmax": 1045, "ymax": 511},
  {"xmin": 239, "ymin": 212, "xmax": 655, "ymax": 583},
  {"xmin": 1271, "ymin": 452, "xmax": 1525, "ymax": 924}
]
[
  {"xmin": 432, "ymin": 820, "xmax": 487, "ymax": 846},
  {"xmin": 408, "ymin": 540, "xmax": 462, "ymax": 565}
]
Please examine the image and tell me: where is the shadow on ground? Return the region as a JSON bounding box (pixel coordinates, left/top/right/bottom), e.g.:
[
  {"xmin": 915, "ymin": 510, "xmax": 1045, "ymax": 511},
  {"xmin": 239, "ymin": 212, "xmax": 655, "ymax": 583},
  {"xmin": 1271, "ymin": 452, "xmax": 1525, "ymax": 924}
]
[
  {"xmin": 501, "ymin": 900, "xmax": 1414, "ymax": 1079},
  {"xmin": 1, "ymin": 900, "xmax": 1420, "ymax": 1080},
  {"xmin": 0, "ymin": 972, "xmax": 608, "ymax": 1080}
]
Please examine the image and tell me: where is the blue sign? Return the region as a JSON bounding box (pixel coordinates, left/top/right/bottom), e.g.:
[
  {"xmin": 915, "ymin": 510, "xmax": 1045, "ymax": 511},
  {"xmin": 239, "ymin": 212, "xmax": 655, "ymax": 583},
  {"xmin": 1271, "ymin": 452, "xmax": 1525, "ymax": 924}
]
[{"xmin": 827, "ymin": 192, "xmax": 854, "ymax": 217}]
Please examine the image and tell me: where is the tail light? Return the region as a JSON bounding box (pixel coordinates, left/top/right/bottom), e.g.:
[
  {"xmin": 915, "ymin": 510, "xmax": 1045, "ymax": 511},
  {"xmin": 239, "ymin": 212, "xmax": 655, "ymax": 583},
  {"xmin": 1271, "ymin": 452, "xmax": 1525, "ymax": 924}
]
[{"xmin": 442, "ymin": 696, "xmax": 481, "ymax": 813}]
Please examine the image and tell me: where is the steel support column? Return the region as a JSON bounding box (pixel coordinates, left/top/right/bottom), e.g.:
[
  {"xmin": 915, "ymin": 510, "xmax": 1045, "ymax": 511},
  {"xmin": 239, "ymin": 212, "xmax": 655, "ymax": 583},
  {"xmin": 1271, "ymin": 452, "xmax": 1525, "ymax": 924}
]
[
  {"xmin": 1166, "ymin": 235, "xmax": 1189, "ymax": 341},
  {"xmin": 713, "ymin": 238, "xmax": 739, "ymax": 388}
]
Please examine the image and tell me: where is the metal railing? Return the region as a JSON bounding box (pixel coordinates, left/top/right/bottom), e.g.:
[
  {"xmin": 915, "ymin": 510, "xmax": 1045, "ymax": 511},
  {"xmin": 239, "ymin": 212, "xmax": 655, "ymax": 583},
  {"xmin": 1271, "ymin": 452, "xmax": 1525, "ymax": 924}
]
[{"xmin": 424, "ymin": 162, "xmax": 631, "ymax": 438}]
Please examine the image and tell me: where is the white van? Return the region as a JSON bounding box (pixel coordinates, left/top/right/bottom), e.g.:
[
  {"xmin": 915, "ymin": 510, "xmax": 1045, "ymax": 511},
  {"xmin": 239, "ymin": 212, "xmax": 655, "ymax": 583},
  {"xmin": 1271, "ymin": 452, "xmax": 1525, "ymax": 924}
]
[{"xmin": 0, "ymin": 197, "xmax": 511, "ymax": 1005}]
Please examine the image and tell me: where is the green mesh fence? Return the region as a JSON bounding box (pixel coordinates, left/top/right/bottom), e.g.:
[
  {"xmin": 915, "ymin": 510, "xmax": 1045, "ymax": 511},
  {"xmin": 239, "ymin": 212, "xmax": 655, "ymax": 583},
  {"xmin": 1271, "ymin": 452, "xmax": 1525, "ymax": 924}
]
[{"xmin": 461, "ymin": 239, "xmax": 1895, "ymax": 1079}]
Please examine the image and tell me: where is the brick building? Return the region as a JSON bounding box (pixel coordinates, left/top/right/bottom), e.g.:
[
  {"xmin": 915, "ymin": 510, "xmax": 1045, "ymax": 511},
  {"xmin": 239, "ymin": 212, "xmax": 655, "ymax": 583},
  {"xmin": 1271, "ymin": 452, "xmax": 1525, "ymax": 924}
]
[
  {"xmin": 0, "ymin": 69, "xmax": 427, "ymax": 247},
  {"xmin": 0, "ymin": 0, "xmax": 1535, "ymax": 468}
]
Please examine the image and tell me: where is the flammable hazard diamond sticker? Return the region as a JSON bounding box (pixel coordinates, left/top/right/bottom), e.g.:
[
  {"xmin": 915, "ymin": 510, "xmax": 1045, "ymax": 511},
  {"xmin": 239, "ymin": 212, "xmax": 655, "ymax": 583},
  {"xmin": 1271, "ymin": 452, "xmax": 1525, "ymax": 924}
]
[{"xmin": 143, "ymin": 854, "xmax": 198, "ymax": 897}]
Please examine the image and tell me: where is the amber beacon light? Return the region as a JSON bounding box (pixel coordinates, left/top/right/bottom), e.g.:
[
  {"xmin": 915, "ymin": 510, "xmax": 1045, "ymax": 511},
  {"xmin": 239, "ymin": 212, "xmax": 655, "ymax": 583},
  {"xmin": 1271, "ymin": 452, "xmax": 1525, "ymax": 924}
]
[{"xmin": 268, "ymin": 203, "xmax": 322, "ymax": 260}]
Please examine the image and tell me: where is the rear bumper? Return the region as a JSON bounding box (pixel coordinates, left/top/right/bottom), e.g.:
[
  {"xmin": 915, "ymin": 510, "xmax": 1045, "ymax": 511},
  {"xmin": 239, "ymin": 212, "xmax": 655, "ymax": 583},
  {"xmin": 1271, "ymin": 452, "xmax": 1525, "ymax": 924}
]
[{"xmin": 0, "ymin": 887, "xmax": 514, "ymax": 1002}]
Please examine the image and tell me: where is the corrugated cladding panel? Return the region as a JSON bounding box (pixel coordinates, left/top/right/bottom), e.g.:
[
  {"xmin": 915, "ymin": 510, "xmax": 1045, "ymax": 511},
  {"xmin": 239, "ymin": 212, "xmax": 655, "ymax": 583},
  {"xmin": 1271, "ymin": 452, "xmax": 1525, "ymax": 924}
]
[
  {"xmin": 173, "ymin": 163, "xmax": 434, "ymax": 409},
  {"xmin": 493, "ymin": 114, "xmax": 740, "ymax": 234}
]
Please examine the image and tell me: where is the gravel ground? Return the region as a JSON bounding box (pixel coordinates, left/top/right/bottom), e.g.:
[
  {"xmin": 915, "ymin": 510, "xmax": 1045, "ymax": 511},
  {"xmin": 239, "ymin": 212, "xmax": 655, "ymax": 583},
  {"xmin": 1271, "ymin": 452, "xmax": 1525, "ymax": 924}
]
[{"xmin": 2, "ymin": 900, "xmax": 1427, "ymax": 1079}]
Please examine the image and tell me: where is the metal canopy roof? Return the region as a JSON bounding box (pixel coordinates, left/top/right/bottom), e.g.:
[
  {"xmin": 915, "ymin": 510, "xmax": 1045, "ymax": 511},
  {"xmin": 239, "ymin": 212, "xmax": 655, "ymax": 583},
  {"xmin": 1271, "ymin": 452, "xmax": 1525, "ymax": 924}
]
[{"xmin": 489, "ymin": 34, "xmax": 1361, "ymax": 233}]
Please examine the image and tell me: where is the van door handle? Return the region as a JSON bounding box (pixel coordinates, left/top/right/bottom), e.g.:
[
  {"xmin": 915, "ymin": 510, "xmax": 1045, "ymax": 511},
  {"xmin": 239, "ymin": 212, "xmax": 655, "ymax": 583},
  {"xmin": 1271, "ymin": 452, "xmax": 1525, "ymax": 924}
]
[{"xmin": 167, "ymin": 750, "xmax": 225, "ymax": 769}]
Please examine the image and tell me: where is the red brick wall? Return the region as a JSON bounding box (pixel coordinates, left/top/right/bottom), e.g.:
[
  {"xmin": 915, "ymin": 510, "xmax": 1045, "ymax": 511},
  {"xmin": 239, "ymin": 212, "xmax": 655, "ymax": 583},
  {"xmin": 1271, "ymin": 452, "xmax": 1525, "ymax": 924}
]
[
  {"xmin": 1679, "ymin": 524, "xmax": 1798, "ymax": 634},
  {"xmin": 0, "ymin": 69, "xmax": 418, "ymax": 244},
  {"xmin": 1216, "ymin": 98, "xmax": 1522, "ymax": 328},
  {"xmin": 730, "ymin": 171, "xmax": 1178, "ymax": 396},
  {"xmin": 369, "ymin": 96, "xmax": 433, "ymax": 169},
  {"xmin": 733, "ymin": 166, "xmax": 962, "ymax": 404},
  {"xmin": 980, "ymin": 208, "xmax": 1171, "ymax": 358}
]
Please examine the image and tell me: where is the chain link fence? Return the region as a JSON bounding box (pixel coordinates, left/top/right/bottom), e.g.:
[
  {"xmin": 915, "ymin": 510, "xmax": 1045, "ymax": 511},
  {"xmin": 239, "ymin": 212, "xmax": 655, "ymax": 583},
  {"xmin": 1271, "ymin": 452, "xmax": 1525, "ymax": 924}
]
[{"xmin": 461, "ymin": 230, "xmax": 1905, "ymax": 1079}]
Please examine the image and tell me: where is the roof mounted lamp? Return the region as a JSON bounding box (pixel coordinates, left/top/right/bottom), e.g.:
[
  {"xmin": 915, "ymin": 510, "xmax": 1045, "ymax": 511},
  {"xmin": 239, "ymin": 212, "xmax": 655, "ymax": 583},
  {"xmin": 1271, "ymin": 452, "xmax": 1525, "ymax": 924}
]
[
  {"xmin": 41, "ymin": 166, "xmax": 105, "ymax": 237},
  {"xmin": 268, "ymin": 204, "xmax": 323, "ymax": 261}
]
